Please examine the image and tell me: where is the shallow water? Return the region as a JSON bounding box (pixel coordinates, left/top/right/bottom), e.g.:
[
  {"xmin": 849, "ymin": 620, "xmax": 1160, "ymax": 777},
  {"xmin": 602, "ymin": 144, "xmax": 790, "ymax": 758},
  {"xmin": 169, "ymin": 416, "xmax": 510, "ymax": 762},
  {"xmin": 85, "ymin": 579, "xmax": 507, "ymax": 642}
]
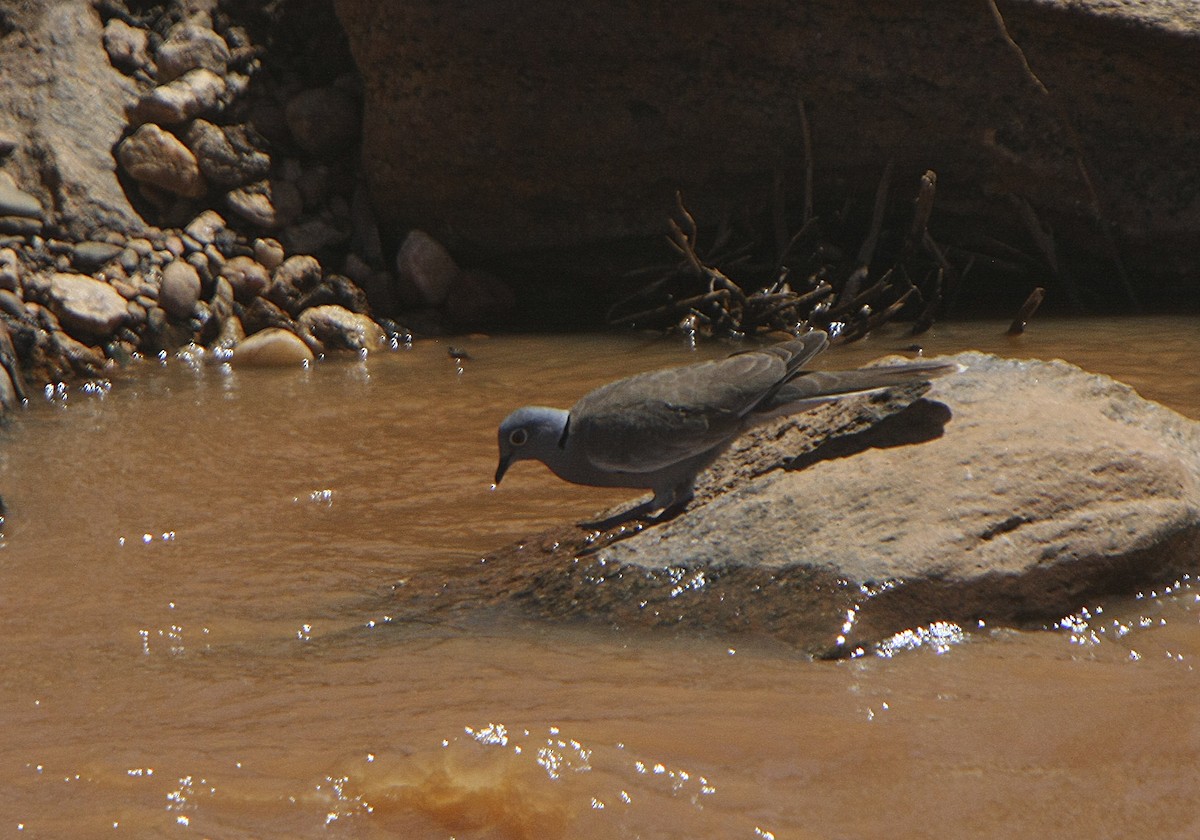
[{"xmin": 1, "ymin": 317, "xmax": 1198, "ymax": 838}]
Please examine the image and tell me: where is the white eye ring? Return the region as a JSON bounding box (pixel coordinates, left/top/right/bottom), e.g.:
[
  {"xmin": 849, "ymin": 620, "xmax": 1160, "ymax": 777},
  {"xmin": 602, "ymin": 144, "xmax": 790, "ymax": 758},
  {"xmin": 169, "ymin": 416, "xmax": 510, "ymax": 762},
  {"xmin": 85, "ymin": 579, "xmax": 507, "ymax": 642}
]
[{"xmin": 509, "ymin": 428, "xmax": 529, "ymax": 446}]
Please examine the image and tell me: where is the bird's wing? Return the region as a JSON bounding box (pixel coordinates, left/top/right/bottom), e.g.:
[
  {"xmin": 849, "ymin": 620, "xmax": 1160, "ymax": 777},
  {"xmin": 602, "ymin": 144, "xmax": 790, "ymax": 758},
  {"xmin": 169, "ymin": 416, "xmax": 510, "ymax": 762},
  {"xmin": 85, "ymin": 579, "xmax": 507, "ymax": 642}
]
[{"xmin": 569, "ymin": 350, "xmax": 792, "ymax": 474}]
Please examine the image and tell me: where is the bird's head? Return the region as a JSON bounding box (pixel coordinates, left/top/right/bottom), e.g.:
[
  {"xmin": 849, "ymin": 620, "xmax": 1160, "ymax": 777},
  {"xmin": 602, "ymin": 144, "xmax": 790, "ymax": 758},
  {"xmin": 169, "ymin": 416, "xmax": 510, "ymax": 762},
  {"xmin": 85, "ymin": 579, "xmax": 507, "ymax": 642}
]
[{"xmin": 494, "ymin": 406, "xmax": 570, "ymax": 486}]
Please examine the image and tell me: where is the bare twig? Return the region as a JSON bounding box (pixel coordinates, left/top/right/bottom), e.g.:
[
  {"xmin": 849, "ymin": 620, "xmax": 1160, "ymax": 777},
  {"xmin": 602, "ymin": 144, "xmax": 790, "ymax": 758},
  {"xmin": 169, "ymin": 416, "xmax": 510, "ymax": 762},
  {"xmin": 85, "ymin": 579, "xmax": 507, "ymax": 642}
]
[
  {"xmin": 984, "ymin": 0, "xmax": 1139, "ymax": 311},
  {"xmin": 1006, "ymin": 286, "xmax": 1045, "ymax": 335}
]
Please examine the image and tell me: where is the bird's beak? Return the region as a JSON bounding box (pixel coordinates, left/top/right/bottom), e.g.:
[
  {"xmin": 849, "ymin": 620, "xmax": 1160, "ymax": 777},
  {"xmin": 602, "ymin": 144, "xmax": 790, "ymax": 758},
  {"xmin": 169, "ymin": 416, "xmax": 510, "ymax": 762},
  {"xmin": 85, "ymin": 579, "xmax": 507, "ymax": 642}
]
[{"xmin": 494, "ymin": 454, "xmax": 512, "ymax": 486}]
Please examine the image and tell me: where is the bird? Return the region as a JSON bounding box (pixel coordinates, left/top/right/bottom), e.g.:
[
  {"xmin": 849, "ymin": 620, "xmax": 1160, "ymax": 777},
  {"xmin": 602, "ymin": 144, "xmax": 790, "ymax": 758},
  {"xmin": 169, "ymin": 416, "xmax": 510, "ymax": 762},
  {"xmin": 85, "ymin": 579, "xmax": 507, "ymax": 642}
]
[{"xmin": 494, "ymin": 331, "xmax": 957, "ymax": 522}]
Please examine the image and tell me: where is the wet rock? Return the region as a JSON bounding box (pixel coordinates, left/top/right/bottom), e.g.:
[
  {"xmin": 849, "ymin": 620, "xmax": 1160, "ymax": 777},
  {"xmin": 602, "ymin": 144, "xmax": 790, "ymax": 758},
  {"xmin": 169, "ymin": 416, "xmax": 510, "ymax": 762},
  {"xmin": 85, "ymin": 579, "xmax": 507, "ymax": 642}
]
[
  {"xmin": 399, "ymin": 353, "xmax": 1200, "ymax": 655},
  {"xmin": 183, "ymin": 209, "xmax": 226, "ymax": 246},
  {"xmin": 298, "ymin": 304, "xmax": 383, "ymax": 351},
  {"xmin": 231, "ymin": 326, "xmax": 312, "ymax": 366},
  {"xmin": 0, "ymin": 173, "xmax": 43, "ymax": 218},
  {"xmin": 395, "ymin": 229, "xmax": 458, "ymax": 308},
  {"xmin": 184, "ymin": 120, "xmax": 271, "ymax": 189},
  {"xmin": 253, "ymin": 237, "xmax": 285, "ymax": 271},
  {"xmin": 295, "ymin": 273, "xmax": 371, "ymax": 315},
  {"xmin": 133, "ymin": 67, "xmax": 226, "ymax": 125},
  {"xmin": 70, "ymin": 241, "xmax": 124, "ymax": 273},
  {"xmin": 117, "ymin": 124, "xmax": 207, "ymax": 198},
  {"xmin": 284, "ymin": 86, "xmax": 360, "ymax": 157},
  {"xmin": 159, "ymin": 260, "xmax": 202, "ymax": 319},
  {"xmin": 239, "ymin": 295, "xmax": 294, "ymax": 335},
  {"xmin": 218, "ymin": 255, "xmax": 270, "ymax": 303},
  {"xmin": 102, "ymin": 17, "xmax": 153, "ymax": 75},
  {"xmin": 45, "ymin": 272, "xmax": 128, "ymax": 341},
  {"xmin": 224, "ymin": 180, "xmax": 302, "ymax": 229},
  {"xmin": 154, "ymin": 21, "xmax": 230, "ymax": 83},
  {"xmin": 444, "ymin": 269, "xmax": 516, "ymax": 330}
]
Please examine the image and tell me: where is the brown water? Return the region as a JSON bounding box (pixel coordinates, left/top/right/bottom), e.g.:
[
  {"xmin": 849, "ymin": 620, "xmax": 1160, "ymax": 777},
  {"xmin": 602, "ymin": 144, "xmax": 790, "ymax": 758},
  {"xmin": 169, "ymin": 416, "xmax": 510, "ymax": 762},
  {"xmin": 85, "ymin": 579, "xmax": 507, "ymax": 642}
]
[{"xmin": 1, "ymin": 317, "xmax": 1198, "ymax": 839}]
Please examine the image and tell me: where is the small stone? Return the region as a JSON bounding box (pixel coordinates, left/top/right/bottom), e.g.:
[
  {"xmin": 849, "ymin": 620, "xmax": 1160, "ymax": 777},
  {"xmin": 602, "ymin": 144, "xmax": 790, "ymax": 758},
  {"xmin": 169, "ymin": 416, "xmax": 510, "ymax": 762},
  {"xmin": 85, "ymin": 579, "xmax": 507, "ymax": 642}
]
[
  {"xmin": 219, "ymin": 255, "xmax": 270, "ymax": 303},
  {"xmin": 117, "ymin": 247, "xmax": 141, "ymax": 272},
  {"xmin": 0, "ymin": 172, "xmax": 43, "ymax": 218},
  {"xmin": 298, "ymin": 304, "xmax": 384, "ymax": 352},
  {"xmin": 231, "ymin": 327, "xmax": 314, "ymax": 367},
  {"xmin": 183, "ymin": 209, "xmax": 227, "ymax": 246},
  {"xmin": 128, "ymin": 238, "xmax": 155, "ymax": 257},
  {"xmin": 103, "ymin": 18, "xmax": 153, "ymax": 75},
  {"xmin": 240, "ymin": 296, "xmax": 294, "ymax": 335},
  {"xmin": 117, "ymin": 124, "xmax": 207, "ymax": 198},
  {"xmin": 184, "ymin": 120, "xmax": 270, "ymax": 189},
  {"xmin": 155, "ymin": 21, "xmax": 230, "ymax": 83},
  {"xmin": 0, "ymin": 248, "xmax": 19, "ymax": 292},
  {"xmin": 71, "ymin": 241, "xmax": 124, "ymax": 273},
  {"xmin": 160, "ymin": 260, "xmax": 202, "ymax": 319},
  {"xmin": 395, "ymin": 229, "xmax": 458, "ymax": 307},
  {"xmin": 253, "ymin": 237, "xmax": 285, "ymax": 271},
  {"xmin": 134, "ymin": 68, "xmax": 226, "ymax": 126},
  {"xmin": 285, "ymin": 86, "xmax": 360, "ymax": 157},
  {"xmin": 273, "ymin": 254, "xmax": 322, "ymax": 292},
  {"xmin": 224, "ymin": 180, "xmax": 302, "ymax": 229},
  {"xmin": 45, "ymin": 273, "xmax": 128, "ymax": 341},
  {"xmin": 0, "ymin": 289, "xmax": 27, "ymax": 320}
]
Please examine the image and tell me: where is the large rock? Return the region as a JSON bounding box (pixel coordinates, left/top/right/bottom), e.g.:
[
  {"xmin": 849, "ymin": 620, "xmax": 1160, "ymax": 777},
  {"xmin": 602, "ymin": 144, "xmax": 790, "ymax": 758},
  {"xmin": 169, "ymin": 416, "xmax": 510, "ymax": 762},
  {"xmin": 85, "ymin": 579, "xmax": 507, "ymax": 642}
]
[
  {"xmin": 390, "ymin": 353, "xmax": 1200, "ymax": 655},
  {"xmin": 116, "ymin": 124, "xmax": 207, "ymax": 198},
  {"xmin": 0, "ymin": 0, "xmax": 144, "ymax": 238},
  {"xmin": 336, "ymin": 0, "xmax": 1200, "ymax": 286}
]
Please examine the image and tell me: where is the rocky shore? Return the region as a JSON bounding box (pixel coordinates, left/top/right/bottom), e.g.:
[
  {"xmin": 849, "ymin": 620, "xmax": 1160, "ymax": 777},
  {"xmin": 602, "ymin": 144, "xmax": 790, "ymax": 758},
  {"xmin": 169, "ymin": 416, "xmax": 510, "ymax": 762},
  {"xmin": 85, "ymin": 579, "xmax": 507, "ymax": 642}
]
[{"xmin": 0, "ymin": 0, "xmax": 511, "ymax": 405}]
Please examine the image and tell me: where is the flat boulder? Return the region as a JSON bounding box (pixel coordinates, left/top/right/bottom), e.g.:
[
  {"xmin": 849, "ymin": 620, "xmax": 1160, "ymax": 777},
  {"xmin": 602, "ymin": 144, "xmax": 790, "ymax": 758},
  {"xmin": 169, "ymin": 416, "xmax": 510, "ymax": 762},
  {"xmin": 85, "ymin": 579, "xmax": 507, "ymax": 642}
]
[{"xmin": 392, "ymin": 353, "xmax": 1200, "ymax": 655}]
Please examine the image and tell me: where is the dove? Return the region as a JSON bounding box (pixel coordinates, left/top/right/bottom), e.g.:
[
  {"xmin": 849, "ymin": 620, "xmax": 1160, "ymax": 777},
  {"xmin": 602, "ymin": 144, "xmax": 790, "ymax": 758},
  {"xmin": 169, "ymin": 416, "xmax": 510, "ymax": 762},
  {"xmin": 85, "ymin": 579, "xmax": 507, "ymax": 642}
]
[{"xmin": 494, "ymin": 331, "xmax": 956, "ymax": 519}]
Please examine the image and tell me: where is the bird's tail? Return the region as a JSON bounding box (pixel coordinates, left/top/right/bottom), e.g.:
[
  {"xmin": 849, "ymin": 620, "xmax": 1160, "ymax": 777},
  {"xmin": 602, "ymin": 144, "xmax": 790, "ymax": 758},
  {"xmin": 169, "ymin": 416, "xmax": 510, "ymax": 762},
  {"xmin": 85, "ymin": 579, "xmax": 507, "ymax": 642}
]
[{"xmin": 761, "ymin": 359, "xmax": 961, "ymax": 415}]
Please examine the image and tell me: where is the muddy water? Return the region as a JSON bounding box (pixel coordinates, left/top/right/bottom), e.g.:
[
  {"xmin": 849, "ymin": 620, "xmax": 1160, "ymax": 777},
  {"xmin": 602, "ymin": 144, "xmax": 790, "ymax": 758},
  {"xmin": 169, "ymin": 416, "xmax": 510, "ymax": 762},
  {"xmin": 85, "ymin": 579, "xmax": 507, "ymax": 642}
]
[{"xmin": 1, "ymin": 317, "xmax": 1198, "ymax": 838}]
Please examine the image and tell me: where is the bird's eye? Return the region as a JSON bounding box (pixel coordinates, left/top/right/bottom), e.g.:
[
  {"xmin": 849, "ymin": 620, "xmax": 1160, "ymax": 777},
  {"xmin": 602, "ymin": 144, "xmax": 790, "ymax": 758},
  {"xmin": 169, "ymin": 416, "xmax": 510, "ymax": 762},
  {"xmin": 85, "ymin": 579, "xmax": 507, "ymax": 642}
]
[{"xmin": 509, "ymin": 428, "xmax": 529, "ymax": 446}]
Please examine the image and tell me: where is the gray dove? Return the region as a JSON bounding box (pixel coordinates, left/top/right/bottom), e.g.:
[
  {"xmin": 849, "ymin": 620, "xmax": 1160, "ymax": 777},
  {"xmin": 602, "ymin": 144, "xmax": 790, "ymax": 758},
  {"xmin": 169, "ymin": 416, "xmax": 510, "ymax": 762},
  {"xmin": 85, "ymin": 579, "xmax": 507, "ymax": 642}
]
[{"xmin": 494, "ymin": 331, "xmax": 957, "ymax": 519}]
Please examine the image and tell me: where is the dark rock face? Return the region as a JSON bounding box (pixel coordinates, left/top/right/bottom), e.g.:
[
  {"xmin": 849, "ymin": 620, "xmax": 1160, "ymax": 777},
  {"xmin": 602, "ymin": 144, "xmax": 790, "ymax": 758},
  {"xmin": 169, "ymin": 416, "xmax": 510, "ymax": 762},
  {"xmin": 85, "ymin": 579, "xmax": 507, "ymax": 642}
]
[
  {"xmin": 391, "ymin": 353, "xmax": 1200, "ymax": 656},
  {"xmin": 336, "ymin": 0, "xmax": 1200, "ymax": 284}
]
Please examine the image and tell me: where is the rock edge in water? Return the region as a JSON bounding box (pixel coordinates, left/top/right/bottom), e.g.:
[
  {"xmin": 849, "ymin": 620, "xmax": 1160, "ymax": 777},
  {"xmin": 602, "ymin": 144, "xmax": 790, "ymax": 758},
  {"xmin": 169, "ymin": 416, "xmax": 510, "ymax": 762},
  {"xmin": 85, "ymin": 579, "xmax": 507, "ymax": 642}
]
[{"xmin": 392, "ymin": 352, "xmax": 1200, "ymax": 656}]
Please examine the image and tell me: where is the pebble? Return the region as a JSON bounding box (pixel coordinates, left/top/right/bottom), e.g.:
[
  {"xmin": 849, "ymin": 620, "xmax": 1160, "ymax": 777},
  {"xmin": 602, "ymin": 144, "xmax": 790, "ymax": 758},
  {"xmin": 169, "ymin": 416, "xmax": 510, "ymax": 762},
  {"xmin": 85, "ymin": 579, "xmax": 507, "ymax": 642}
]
[
  {"xmin": 184, "ymin": 209, "xmax": 226, "ymax": 246},
  {"xmin": 71, "ymin": 241, "xmax": 124, "ymax": 273},
  {"xmin": 230, "ymin": 327, "xmax": 313, "ymax": 367},
  {"xmin": 159, "ymin": 260, "xmax": 202, "ymax": 319},
  {"xmin": 395, "ymin": 229, "xmax": 458, "ymax": 307},
  {"xmin": 103, "ymin": 18, "xmax": 153, "ymax": 75},
  {"xmin": 134, "ymin": 67, "xmax": 226, "ymax": 125},
  {"xmin": 298, "ymin": 304, "xmax": 384, "ymax": 352},
  {"xmin": 45, "ymin": 273, "xmax": 129, "ymax": 341},
  {"xmin": 224, "ymin": 180, "xmax": 302, "ymax": 229},
  {"xmin": 184, "ymin": 120, "xmax": 270, "ymax": 189},
  {"xmin": 117, "ymin": 124, "xmax": 207, "ymax": 198},
  {"xmin": 253, "ymin": 237, "xmax": 285, "ymax": 271},
  {"xmin": 219, "ymin": 254, "xmax": 270, "ymax": 302},
  {"xmin": 285, "ymin": 86, "xmax": 360, "ymax": 157},
  {"xmin": 154, "ymin": 21, "xmax": 231, "ymax": 83},
  {"xmin": 0, "ymin": 172, "xmax": 42, "ymax": 218},
  {"xmin": 273, "ymin": 254, "xmax": 322, "ymax": 292},
  {"xmin": 0, "ymin": 248, "xmax": 19, "ymax": 292}
]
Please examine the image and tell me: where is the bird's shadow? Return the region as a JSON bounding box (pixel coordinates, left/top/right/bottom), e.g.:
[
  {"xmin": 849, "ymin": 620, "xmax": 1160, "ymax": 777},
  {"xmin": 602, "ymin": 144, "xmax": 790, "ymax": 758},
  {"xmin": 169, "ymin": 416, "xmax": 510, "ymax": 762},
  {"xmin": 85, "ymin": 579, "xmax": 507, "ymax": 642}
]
[{"xmin": 782, "ymin": 397, "xmax": 952, "ymax": 472}]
